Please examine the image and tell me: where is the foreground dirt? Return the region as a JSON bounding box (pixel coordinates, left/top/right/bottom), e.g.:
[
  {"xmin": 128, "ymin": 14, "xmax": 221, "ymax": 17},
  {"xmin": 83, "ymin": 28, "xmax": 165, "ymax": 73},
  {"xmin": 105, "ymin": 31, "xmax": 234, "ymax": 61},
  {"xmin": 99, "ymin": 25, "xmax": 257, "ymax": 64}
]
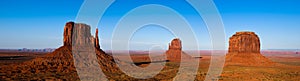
[
  {"xmin": 0, "ymin": 52, "xmax": 300, "ymax": 81},
  {"xmin": 220, "ymin": 65, "xmax": 300, "ymax": 81}
]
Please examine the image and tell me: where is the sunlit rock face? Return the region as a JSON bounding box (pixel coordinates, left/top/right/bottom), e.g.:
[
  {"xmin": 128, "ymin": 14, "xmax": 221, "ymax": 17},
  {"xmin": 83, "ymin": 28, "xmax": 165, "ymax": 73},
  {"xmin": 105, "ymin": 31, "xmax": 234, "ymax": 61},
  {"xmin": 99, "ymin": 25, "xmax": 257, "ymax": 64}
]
[
  {"xmin": 165, "ymin": 38, "xmax": 193, "ymax": 62},
  {"xmin": 63, "ymin": 22, "xmax": 74, "ymax": 46},
  {"xmin": 95, "ymin": 28, "xmax": 100, "ymax": 49},
  {"xmin": 228, "ymin": 31, "xmax": 260, "ymax": 53},
  {"xmin": 166, "ymin": 38, "xmax": 182, "ymax": 62},
  {"xmin": 63, "ymin": 22, "xmax": 94, "ymax": 46},
  {"xmin": 168, "ymin": 38, "xmax": 182, "ymax": 51},
  {"xmin": 0, "ymin": 22, "xmax": 122, "ymax": 80},
  {"xmin": 226, "ymin": 31, "xmax": 274, "ymax": 66}
]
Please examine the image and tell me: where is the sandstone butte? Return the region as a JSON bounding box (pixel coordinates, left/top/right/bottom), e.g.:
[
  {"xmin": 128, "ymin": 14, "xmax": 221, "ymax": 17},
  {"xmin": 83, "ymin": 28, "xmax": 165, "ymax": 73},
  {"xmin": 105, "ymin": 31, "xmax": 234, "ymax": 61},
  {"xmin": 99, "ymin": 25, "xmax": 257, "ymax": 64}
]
[
  {"xmin": 0, "ymin": 21, "xmax": 122, "ymax": 80},
  {"xmin": 225, "ymin": 31, "xmax": 275, "ymax": 66},
  {"xmin": 165, "ymin": 38, "xmax": 192, "ymax": 62}
]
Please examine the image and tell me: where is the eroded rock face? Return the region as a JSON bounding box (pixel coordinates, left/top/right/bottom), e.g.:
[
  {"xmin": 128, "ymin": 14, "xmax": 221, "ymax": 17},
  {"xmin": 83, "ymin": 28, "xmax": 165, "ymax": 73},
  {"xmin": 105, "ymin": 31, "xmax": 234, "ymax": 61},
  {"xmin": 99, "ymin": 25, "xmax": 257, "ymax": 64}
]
[
  {"xmin": 0, "ymin": 22, "xmax": 121, "ymax": 80},
  {"xmin": 228, "ymin": 31, "xmax": 260, "ymax": 53},
  {"xmin": 168, "ymin": 38, "xmax": 182, "ymax": 51},
  {"xmin": 95, "ymin": 28, "xmax": 100, "ymax": 49},
  {"xmin": 72, "ymin": 23, "xmax": 95, "ymax": 46},
  {"xmin": 166, "ymin": 38, "xmax": 182, "ymax": 62},
  {"xmin": 63, "ymin": 21, "xmax": 101, "ymax": 48},
  {"xmin": 63, "ymin": 22, "xmax": 94, "ymax": 46},
  {"xmin": 165, "ymin": 38, "xmax": 192, "ymax": 62},
  {"xmin": 226, "ymin": 31, "xmax": 274, "ymax": 66},
  {"xmin": 63, "ymin": 22, "xmax": 74, "ymax": 46}
]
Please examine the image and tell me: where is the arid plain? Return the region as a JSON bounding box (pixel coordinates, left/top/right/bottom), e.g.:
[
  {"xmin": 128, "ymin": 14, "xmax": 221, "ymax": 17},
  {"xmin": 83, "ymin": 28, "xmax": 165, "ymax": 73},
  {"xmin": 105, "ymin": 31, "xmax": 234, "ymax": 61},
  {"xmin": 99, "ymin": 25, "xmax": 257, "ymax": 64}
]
[{"xmin": 1, "ymin": 50, "xmax": 300, "ymax": 80}]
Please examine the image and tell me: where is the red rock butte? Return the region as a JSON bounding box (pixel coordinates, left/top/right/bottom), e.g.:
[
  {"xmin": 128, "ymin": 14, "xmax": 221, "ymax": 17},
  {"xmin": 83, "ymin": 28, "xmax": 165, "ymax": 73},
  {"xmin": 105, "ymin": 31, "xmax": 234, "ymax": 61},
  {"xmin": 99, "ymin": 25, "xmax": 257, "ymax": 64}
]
[
  {"xmin": 228, "ymin": 31, "xmax": 260, "ymax": 53},
  {"xmin": 63, "ymin": 22, "xmax": 105, "ymax": 53},
  {"xmin": 168, "ymin": 38, "xmax": 182, "ymax": 51},
  {"xmin": 165, "ymin": 38, "xmax": 192, "ymax": 62},
  {"xmin": 0, "ymin": 21, "xmax": 121, "ymax": 80},
  {"xmin": 225, "ymin": 31, "xmax": 274, "ymax": 66}
]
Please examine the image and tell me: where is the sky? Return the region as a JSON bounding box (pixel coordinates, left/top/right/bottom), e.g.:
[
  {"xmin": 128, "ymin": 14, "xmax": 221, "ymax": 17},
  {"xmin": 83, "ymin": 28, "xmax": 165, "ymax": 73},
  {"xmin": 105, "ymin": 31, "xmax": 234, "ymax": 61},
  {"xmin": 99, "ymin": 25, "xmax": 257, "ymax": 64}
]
[{"xmin": 0, "ymin": 0, "xmax": 299, "ymax": 50}]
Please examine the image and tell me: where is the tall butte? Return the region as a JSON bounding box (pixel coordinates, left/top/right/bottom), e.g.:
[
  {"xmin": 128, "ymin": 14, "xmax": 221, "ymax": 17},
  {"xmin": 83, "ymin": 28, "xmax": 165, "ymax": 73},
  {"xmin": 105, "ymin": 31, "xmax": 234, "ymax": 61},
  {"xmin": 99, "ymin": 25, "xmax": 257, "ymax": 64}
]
[
  {"xmin": 225, "ymin": 31, "xmax": 274, "ymax": 66},
  {"xmin": 0, "ymin": 22, "xmax": 120, "ymax": 80},
  {"xmin": 63, "ymin": 22, "xmax": 104, "ymax": 53},
  {"xmin": 165, "ymin": 38, "xmax": 192, "ymax": 62}
]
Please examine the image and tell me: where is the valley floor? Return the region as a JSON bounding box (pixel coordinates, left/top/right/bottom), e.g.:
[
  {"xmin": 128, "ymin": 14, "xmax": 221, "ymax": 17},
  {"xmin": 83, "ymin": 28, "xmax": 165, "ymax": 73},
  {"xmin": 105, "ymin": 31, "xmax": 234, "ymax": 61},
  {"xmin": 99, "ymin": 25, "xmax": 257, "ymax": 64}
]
[{"xmin": 0, "ymin": 52, "xmax": 300, "ymax": 81}]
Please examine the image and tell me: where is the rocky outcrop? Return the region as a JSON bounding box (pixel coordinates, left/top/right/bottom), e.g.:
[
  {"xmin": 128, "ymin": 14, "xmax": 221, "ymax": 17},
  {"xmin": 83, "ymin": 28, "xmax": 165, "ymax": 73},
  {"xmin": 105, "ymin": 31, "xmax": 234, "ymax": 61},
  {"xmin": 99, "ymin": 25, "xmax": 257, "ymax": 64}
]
[
  {"xmin": 0, "ymin": 22, "xmax": 121, "ymax": 80},
  {"xmin": 63, "ymin": 21, "xmax": 101, "ymax": 50},
  {"xmin": 61, "ymin": 22, "xmax": 120, "ymax": 73},
  {"xmin": 228, "ymin": 31, "xmax": 260, "ymax": 53},
  {"xmin": 166, "ymin": 38, "xmax": 182, "ymax": 62},
  {"xmin": 168, "ymin": 38, "xmax": 182, "ymax": 51},
  {"xmin": 226, "ymin": 31, "xmax": 274, "ymax": 66},
  {"xmin": 95, "ymin": 28, "xmax": 100, "ymax": 49},
  {"xmin": 63, "ymin": 22, "xmax": 100, "ymax": 47},
  {"xmin": 165, "ymin": 38, "xmax": 192, "ymax": 62},
  {"xmin": 71, "ymin": 23, "xmax": 95, "ymax": 46},
  {"xmin": 63, "ymin": 22, "xmax": 74, "ymax": 46}
]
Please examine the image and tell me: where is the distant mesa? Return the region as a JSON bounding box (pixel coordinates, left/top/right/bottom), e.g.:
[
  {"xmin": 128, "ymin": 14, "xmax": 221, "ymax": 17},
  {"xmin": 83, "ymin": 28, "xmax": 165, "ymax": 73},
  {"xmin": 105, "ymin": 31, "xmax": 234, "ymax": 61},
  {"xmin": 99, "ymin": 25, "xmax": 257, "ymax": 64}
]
[
  {"xmin": 168, "ymin": 38, "xmax": 182, "ymax": 50},
  {"xmin": 165, "ymin": 38, "xmax": 192, "ymax": 62},
  {"xmin": 225, "ymin": 31, "xmax": 275, "ymax": 66},
  {"xmin": 138, "ymin": 38, "xmax": 193, "ymax": 62},
  {"xmin": 18, "ymin": 48, "xmax": 55, "ymax": 52},
  {"xmin": 166, "ymin": 38, "xmax": 182, "ymax": 61}
]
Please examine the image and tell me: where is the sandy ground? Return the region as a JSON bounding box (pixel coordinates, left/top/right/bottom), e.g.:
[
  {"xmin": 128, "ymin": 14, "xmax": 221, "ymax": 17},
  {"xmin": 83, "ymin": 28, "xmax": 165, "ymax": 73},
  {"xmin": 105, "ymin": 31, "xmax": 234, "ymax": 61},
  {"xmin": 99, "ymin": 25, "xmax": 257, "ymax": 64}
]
[{"xmin": 0, "ymin": 52, "xmax": 300, "ymax": 81}]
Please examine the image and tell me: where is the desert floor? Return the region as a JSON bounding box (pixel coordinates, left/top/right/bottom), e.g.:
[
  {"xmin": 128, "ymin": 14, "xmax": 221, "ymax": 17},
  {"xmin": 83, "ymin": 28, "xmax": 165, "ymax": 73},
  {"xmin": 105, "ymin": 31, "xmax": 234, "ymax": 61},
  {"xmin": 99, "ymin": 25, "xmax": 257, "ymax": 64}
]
[{"xmin": 0, "ymin": 52, "xmax": 300, "ymax": 81}]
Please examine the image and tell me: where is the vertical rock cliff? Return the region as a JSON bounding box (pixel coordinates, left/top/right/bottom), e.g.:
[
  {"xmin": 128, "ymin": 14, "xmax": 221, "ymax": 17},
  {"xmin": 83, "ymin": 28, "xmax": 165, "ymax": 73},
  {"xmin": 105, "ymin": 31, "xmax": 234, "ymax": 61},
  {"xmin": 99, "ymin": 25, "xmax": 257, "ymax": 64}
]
[
  {"xmin": 63, "ymin": 22, "xmax": 101, "ymax": 49},
  {"xmin": 165, "ymin": 38, "xmax": 192, "ymax": 62},
  {"xmin": 226, "ymin": 31, "xmax": 274, "ymax": 66},
  {"xmin": 63, "ymin": 22, "xmax": 74, "ymax": 46},
  {"xmin": 0, "ymin": 22, "xmax": 120, "ymax": 80},
  {"xmin": 95, "ymin": 28, "xmax": 100, "ymax": 49},
  {"xmin": 228, "ymin": 32, "xmax": 260, "ymax": 53}
]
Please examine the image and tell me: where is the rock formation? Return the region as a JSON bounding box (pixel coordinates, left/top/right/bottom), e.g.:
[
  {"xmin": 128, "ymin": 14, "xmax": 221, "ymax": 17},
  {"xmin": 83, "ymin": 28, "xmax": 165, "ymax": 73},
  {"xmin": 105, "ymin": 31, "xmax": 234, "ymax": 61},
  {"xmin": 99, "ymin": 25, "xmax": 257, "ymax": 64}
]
[
  {"xmin": 63, "ymin": 22, "xmax": 101, "ymax": 48},
  {"xmin": 228, "ymin": 31, "xmax": 260, "ymax": 53},
  {"xmin": 63, "ymin": 22, "xmax": 74, "ymax": 46},
  {"xmin": 95, "ymin": 28, "xmax": 100, "ymax": 49},
  {"xmin": 165, "ymin": 38, "xmax": 192, "ymax": 62},
  {"xmin": 72, "ymin": 23, "xmax": 94, "ymax": 46},
  {"xmin": 226, "ymin": 31, "xmax": 274, "ymax": 66},
  {"xmin": 168, "ymin": 38, "xmax": 182, "ymax": 51},
  {"xmin": 0, "ymin": 22, "xmax": 120, "ymax": 80}
]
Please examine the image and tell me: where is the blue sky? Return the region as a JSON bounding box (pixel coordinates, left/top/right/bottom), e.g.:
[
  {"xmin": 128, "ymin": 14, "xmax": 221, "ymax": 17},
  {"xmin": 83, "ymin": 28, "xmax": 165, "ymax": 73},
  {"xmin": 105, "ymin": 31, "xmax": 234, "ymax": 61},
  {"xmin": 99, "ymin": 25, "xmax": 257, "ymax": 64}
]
[{"xmin": 0, "ymin": 0, "xmax": 299, "ymax": 50}]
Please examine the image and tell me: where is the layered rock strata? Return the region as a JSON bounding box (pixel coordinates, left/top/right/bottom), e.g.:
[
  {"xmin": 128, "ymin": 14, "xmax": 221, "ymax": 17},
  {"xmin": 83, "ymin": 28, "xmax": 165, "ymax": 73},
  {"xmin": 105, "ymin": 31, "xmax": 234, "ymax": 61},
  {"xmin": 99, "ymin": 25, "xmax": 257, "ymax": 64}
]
[
  {"xmin": 0, "ymin": 22, "xmax": 120, "ymax": 80},
  {"xmin": 226, "ymin": 31, "xmax": 274, "ymax": 66},
  {"xmin": 165, "ymin": 38, "xmax": 192, "ymax": 62}
]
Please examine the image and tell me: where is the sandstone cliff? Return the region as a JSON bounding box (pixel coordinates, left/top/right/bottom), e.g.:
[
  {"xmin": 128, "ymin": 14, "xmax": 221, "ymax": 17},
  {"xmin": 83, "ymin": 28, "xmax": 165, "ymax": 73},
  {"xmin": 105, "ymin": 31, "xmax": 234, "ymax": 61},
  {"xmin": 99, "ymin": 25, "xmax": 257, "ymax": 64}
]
[
  {"xmin": 228, "ymin": 31, "xmax": 260, "ymax": 53},
  {"xmin": 0, "ymin": 22, "xmax": 120, "ymax": 80},
  {"xmin": 63, "ymin": 22, "xmax": 101, "ymax": 49},
  {"xmin": 226, "ymin": 31, "xmax": 274, "ymax": 66},
  {"xmin": 63, "ymin": 22, "xmax": 74, "ymax": 46},
  {"xmin": 95, "ymin": 28, "xmax": 100, "ymax": 49},
  {"xmin": 165, "ymin": 38, "xmax": 192, "ymax": 62}
]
